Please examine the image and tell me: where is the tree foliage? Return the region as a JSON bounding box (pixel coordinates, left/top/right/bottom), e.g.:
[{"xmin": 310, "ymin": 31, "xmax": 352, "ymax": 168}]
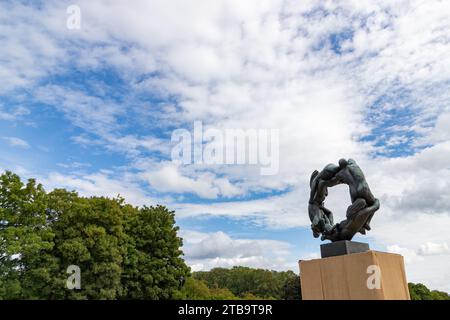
[
  {"xmin": 193, "ymin": 266, "xmax": 299, "ymax": 299},
  {"xmin": 174, "ymin": 277, "xmax": 272, "ymax": 300},
  {"xmin": 281, "ymin": 274, "xmax": 301, "ymax": 300},
  {"xmin": 174, "ymin": 277, "xmax": 239, "ymax": 300},
  {"xmin": 409, "ymin": 283, "xmax": 450, "ymax": 300},
  {"xmin": 121, "ymin": 205, "xmax": 189, "ymax": 299},
  {"xmin": 0, "ymin": 171, "xmax": 189, "ymax": 300},
  {"xmin": 0, "ymin": 171, "xmax": 54, "ymax": 299}
]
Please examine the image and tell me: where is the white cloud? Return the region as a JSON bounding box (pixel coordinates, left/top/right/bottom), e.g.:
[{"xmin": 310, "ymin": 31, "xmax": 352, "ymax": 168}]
[
  {"xmin": 386, "ymin": 242, "xmax": 450, "ymax": 292},
  {"xmin": 142, "ymin": 164, "xmax": 219, "ymax": 198},
  {"xmin": 33, "ymin": 85, "xmax": 170, "ymax": 158},
  {"xmin": 3, "ymin": 137, "xmax": 30, "ymax": 149},
  {"xmin": 180, "ymin": 230, "xmax": 294, "ymax": 271},
  {"xmin": 34, "ymin": 85, "xmax": 123, "ymax": 135},
  {"xmin": 0, "ymin": 105, "xmax": 30, "ymax": 121},
  {"xmin": 387, "ymin": 245, "xmax": 423, "ymax": 264},
  {"xmin": 426, "ymin": 112, "xmax": 450, "ymax": 144},
  {"xmin": 56, "ymin": 162, "xmax": 91, "ymax": 170},
  {"xmin": 0, "ymin": 2, "xmax": 66, "ymax": 93},
  {"xmin": 42, "ymin": 171, "xmax": 159, "ymax": 207},
  {"xmin": 141, "ymin": 163, "xmax": 244, "ymax": 199},
  {"xmin": 172, "ymin": 186, "xmax": 312, "ymax": 228},
  {"xmin": 418, "ymin": 242, "xmax": 449, "ymax": 256}
]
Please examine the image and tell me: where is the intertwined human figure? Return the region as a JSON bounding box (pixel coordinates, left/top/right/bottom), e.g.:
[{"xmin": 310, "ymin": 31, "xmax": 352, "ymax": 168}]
[{"xmin": 308, "ymin": 159, "xmax": 380, "ymax": 242}]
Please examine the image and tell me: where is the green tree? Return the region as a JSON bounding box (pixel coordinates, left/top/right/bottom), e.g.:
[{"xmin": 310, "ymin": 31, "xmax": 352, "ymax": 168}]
[
  {"xmin": 45, "ymin": 190, "xmax": 126, "ymax": 299},
  {"xmin": 0, "ymin": 171, "xmax": 55, "ymax": 299},
  {"xmin": 0, "ymin": 171, "xmax": 189, "ymax": 300},
  {"xmin": 209, "ymin": 287, "xmax": 238, "ymax": 300},
  {"xmin": 241, "ymin": 292, "xmax": 264, "ymax": 300},
  {"xmin": 194, "ymin": 266, "xmax": 297, "ymax": 299},
  {"xmin": 121, "ymin": 205, "xmax": 189, "ymax": 299},
  {"xmin": 409, "ymin": 283, "xmax": 450, "ymax": 300},
  {"xmin": 174, "ymin": 277, "xmax": 240, "ymax": 300},
  {"xmin": 175, "ymin": 277, "xmax": 212, "ymax": 300},
  {"xmin": 281, "ymin": 274, "xmax": 301, "ymax": 300}
]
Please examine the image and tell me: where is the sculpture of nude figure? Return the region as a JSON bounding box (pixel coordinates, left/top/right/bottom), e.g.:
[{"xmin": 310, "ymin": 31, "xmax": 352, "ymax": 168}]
[
  {"xmin": 308, "ymin": 162, "xmax": 345, "ymax": 238},
  {"xmin": 308, "ymin": 158, "xmax": 380, "ymax": 242}
]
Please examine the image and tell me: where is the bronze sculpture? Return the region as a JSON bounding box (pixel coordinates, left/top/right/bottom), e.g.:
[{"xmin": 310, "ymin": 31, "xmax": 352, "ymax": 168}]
[{"xmin": 308, "ymin": 159, "xmax": 380, "ymax": 242}]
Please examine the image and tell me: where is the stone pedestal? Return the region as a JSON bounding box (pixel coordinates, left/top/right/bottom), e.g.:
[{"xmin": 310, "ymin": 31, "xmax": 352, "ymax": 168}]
[
  {"xmin": 299, "ymin": 251, "xmax": 410, "ymax": 300},
  {"xmin": 320, "ymin": 240, "xmax": 369, "ymax": 258}
]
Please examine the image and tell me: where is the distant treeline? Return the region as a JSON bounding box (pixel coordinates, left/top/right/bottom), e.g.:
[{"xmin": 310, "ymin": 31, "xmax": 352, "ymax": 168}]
[{"xmin": 176, "ymin": 266, "xmax": 300, "ymax": 300}]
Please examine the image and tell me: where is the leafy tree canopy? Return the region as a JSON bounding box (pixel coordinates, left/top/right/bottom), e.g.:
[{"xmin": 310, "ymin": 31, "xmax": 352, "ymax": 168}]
[
  {"xmin": 0, "ymin": 171, "xmax": 189, "ymax": 300},
  {"xmin": 193, "ymin": 266, "xmax": 300, "ymax": 300},
  {"xmin": 409, "ymin": 283, "xmax": 449, "ymax": 300}
]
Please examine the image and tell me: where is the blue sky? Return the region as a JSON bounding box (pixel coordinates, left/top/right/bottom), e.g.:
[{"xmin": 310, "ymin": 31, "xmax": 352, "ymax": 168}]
[{"xmin": 1, "ymin": 0, "xmax": 450, "ymax": 292}]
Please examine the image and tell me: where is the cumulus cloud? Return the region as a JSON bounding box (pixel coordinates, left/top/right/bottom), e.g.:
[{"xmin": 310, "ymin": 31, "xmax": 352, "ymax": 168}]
[
  {"xmin": 387, "ymin": 245, "xmax": 423, "ymax": 264},
  {"xmin": 386, "ymin": 242, "xmax": 450, "ymax": 265},
  {"xmin": 141, "ymin": 163, "xmax": 243, "ymax": 199},
  {"xmin": 41, "ymin": 171, "xmax": 159, "ymax": 207},
  {"xmin": 142, "ymin": 164, "xmax": 219, "ymax": 199},
  {"xmin": 181, "ymin": 230, "xmax": 294, "ymax": 271},
  {"xmin": 386, "ymin": 241, "xmax": 450, "ymax": 291},
  {"xmin": 418, "ymin": 242, "xmax": 450, "ymax": 256}
]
